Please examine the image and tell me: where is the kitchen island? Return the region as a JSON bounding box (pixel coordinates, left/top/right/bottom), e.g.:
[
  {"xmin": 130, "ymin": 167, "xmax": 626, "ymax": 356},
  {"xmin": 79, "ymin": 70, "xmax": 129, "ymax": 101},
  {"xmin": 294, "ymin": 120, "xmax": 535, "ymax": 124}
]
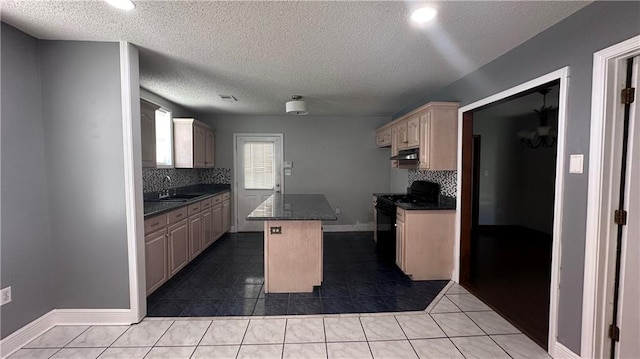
[{"xmin": 247, "ymin": 194, "xmax": 337, "ymax": 293}]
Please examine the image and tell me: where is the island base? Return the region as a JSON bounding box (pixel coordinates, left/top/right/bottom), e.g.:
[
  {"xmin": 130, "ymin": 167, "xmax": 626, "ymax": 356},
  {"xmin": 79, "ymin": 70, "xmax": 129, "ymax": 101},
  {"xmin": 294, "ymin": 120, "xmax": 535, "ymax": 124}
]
[{"xmin": 264, "ymin": 220, "xmax": 323, "ymax": 293}]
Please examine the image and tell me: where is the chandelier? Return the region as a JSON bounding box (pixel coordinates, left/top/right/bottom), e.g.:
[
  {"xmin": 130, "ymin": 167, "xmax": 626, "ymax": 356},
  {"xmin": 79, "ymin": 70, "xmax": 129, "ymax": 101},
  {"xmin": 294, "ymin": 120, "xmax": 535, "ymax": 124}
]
[{"xmin": 517, "ymin": 88, "xmax": 557, "ymax": 149}]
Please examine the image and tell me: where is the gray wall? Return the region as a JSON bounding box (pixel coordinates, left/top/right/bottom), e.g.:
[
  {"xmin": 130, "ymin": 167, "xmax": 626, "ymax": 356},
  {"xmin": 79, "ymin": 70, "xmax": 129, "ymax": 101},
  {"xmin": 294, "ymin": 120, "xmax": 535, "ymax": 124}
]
[
  {"xmin": 0, "ymin": 23, "xmax": 55, "ymax": 339},
  {"xmin": 39, "ymin": 41, "xmax": 130, "ymax": 309},
  {"xmin": 199, "ymin": 115, "xmax": 390, "ymax": 226},
  {"xmin": 393, "ymin": 2, "xmax": 640, "ymax": 353}
]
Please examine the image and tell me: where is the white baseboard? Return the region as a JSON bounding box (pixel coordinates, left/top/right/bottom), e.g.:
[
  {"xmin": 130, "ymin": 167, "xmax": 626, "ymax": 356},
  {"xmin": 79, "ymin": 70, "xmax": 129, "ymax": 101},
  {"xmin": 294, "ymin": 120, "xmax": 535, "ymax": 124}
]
[
  {"xmin": 0, "ymin": 309, "xmax": 133, "ymax": 359},
  {"xmin": 554, "ymin": 342, "xmax": 581, "ymax": 359},
  {"xmin": 323, "ymin": 223, "xmax": 374, "ymax": 232}
]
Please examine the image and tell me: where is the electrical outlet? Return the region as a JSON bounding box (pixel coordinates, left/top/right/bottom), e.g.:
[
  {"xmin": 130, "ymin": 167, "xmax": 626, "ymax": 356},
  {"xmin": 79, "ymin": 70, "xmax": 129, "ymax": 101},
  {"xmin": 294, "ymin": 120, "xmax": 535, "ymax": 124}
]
[
  {"xmin": 270, "ymin": 226, "xmax": 282, "ymax": 234},
  {"xmin": 335, "ymin": 207, "xmax": 341, "ymax": 215},
  {"xmin": 1, "ymin": 286, "xmax": 11, "ymax": 306}
]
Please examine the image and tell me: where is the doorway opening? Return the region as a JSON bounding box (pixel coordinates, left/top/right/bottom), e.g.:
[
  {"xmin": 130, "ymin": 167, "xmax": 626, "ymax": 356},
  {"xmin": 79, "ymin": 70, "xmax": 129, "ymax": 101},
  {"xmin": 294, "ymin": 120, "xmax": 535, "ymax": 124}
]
[
  {"xmin": 455, "ymin": 68, "xmax": 569, "ymax": 355},
  {"xmin": 233, "ymin": 134, "xmax": 284, "ymax": 232}
]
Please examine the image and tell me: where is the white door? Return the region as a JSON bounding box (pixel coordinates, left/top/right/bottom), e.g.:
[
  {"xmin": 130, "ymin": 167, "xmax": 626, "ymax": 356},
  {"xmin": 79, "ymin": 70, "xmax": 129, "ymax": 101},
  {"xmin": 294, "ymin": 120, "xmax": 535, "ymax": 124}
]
[
  {"xmin": 616, "ymin": 56, "xmax": 639, "ymax": 359},
  {"xmin": 235, "ymin": 134, "xmax": 283, "ymax": 232}
]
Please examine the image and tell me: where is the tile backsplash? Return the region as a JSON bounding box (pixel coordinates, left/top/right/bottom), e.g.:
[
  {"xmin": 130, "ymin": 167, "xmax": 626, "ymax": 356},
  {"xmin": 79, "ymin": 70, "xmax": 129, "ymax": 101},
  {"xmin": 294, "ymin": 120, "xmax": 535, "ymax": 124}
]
[
  {"xmin": 408, "ymin": 170, "xmax": 457, "ymax": 197},
  {"xmin": 143, "ymin": 168, "xmax": 231, "ymax": 193}
]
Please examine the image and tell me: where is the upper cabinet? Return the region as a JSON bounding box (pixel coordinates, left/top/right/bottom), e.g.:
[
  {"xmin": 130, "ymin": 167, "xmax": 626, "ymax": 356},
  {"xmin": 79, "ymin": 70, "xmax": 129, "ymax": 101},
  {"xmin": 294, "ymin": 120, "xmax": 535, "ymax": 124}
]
[
  {"xmin": 174, "ymin": 118, "xmax": 215, "ymax": 169},
  {"xmin": 375, "ymin": 127, "xmax": 392, "ymax": 148},
  {"xmin": 376, "ymin": 102, "xmax": 459, "ymax": 170},
  {"xmin": 141, "ymin": 99, "xmax": 160, "ymax": 168}
]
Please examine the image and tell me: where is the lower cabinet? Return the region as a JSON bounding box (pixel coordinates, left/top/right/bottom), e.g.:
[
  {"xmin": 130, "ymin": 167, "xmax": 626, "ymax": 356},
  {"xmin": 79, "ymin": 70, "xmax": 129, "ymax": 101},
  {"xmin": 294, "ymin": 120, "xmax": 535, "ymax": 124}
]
[
  {"xmin": 145, "ymin": 229, "xmax": 168, "ymax": 295},
  {"xmin": 144, "ymin": 191, "xmax": 232, "ymax": 296},
  {"xmin": 395, "ymin": 208, "xmax": 455, "ymax": 280},
  {"xmin": 168, "ymin": 218, "xmax": 189, "ymax": 277}
]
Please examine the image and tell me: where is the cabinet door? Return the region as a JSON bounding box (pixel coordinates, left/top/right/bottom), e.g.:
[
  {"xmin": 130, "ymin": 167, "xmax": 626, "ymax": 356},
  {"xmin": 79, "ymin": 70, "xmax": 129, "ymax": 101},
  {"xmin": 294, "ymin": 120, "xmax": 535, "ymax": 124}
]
[
  {"xmin": 194, "ymin": 126, "xmax": 206, "ymax": 168},
  {"xmin": 140, "ymin": 100, "xmax": 157, "ymax": 168},
  {"xmin": 205, "ymin": 130, "xmax": 215, "ymax": 168},
  {"xmin": 213, "ymin": 203, "xmax": 223, "ymax": 240},
  {"xmin": 168, "ymin": 219, "xmax": 189, "ymax": 277},
  {"xmin": 222, "ymin": 199, "xmax": 231, "ymax": 232},
  {"xmin": 391, "ymin": 127, "xmax": 399, "ymax": 168},
  {"xmin": 202, "ymin": 208, "xmax": 213, "ymax": 249},
  {"xmin": 419, "ymin": 112, "xmax": 431, "ymax": 169},
  {"xmin": 145, "ymin": 229, "xmax": 167, "ymax": 295},
  {"xmin": 407, "ymin": 116, "xmax": 420, "ymax": 148},
  {"xmin": 376, "ymin": 128, "xmax": 391, "ymax": 147},
  {"xmin": 396, "ymin": 220, "xmax": 406, "ymax": 272},
  {"xmin": 396, "ymin": 121, "xmax": 408, "ymax": 149},
  {"xmin": 189, "ymin": 214, "xmax": 202, "ymax": 260}
]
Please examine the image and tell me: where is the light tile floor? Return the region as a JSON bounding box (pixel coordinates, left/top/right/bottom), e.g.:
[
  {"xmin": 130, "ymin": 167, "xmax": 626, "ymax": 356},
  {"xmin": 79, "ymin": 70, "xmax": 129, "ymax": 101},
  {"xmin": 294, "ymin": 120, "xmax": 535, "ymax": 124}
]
[{"xmin": 7, "ymin": 283, "xmax": 551, "ymax": 359}]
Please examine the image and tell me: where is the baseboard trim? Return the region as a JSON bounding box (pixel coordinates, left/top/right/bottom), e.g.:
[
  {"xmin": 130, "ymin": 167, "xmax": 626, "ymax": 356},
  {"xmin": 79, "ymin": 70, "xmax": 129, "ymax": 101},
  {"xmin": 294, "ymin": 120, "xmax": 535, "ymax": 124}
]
[
  {"xmin": 0, "ymin": 309, "xmax": 133, "ymax": 358},
  {"xmin": 554, "ymin": 342, "xmax": 580, "ymax": 359},
  {"xmin": 323, "ymin": 224, "xmax": 374, "ymax": 232}
]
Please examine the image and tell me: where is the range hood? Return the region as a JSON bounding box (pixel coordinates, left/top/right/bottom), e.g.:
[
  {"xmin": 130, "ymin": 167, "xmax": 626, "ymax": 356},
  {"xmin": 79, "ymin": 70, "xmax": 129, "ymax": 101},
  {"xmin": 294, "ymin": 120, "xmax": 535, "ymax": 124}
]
[{"xmin": 391, "ymin": 148, "xmax": 419, "ymax": 161}]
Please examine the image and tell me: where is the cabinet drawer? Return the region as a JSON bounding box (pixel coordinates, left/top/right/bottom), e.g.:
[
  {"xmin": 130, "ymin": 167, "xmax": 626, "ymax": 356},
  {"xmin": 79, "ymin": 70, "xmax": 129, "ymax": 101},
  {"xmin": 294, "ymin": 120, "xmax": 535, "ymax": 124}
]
[
  {"xmin": 396, "ymin": 208, "xmax": 405, "ymax": 222},
  {"xmin": 222, "ymin": 192, "xmax": 230, "ymax": 201},
  {"xmin": 167, "ymin": 207, "xmax": 188, "ymax": 224},
  {"xmin": 145, "ymin": 214, "xmax": 167, "ymax": 234},
  {"xmin": 188, "ymin": 202, "xmax": 202, "ymax": 216},
  {"xmin": 212, "ymin": 194, "xmax": 222, "ymax": 205},
  {"xmin": 200, "ymin": 197, "xmax": 213, "ymax": 210}
]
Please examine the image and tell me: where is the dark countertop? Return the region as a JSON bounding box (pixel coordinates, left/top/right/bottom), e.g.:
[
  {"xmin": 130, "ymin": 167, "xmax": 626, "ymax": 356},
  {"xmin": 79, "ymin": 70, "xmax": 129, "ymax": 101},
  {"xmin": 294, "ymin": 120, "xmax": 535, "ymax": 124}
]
[
  {"xmin": 246, "ymin": 194, "xmax": 338, "ymax": 221},
  {"xmin": 373, "ymin": 193, "xmax": 457, "ymax": 210},
  {"xmin": 144, "ymin": 184, "xmax": 231, "ymax": 218}
]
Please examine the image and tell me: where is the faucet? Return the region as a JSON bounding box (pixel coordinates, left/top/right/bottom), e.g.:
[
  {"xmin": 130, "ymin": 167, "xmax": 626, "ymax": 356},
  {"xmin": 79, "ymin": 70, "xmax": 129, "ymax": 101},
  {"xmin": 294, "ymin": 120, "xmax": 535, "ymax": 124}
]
[{"xmin": 160, "ymin": 175, "xmax": 172, "ymax": 198}]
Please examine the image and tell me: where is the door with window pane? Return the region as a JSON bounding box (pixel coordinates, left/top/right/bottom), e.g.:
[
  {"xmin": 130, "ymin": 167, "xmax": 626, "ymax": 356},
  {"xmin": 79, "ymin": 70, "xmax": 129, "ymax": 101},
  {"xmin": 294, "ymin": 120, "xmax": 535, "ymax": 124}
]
[{"xmin": 236, "ymin": 135, "xmax": 283, "ymax": 232}]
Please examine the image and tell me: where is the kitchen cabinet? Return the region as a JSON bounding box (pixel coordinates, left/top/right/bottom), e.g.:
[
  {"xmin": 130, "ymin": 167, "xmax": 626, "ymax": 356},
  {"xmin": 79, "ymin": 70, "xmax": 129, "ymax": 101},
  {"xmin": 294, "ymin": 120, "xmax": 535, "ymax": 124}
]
[
  {"xmin": 213, "ymin": 202, "xmax": 223, "ymax": 240},
  {"xmin": 141, "ymin": 99, "xmax": 159, "ymax": 168},
  {"xmin": 168, "ymin": 218, "xmax": 189, "ymax": 277},
  {"xmin": 376, "ymin": 127, "xmax": 392, "ymax": 148},
  {"xmin": 188, "ymin": 214, "xmax": 202, "ymax": 260},
  {"xmin": 202, "ymin": 208, "xmax": 213, "ymax": 249},
  {"xmin": 395, "ymin": 120, "xmax": 409, "ymax": 150},
  {"xmin": 391, "ymin": 127, "xmax": 399, "ymax": 168},
  {"xmin": 418, "ymin": 103, "xmax": 458, "ymax": 170},
  {"xmin": 406, "ymin": 115, "xmax": 420, "ymax": 148},
  {"xmin": 222, "ymin": 193, "xmax": 231, "ymax": 232},
  {"xmin": 395, "ymin": 208, "xmax": 455, "ymax": 280},
  {"xmin": 144, "ymin": 228, "xmax": 167, "ymax": 295},
  {"xmin": 173, "ymin": 118, "xmax": 215, "ymax": 168}
]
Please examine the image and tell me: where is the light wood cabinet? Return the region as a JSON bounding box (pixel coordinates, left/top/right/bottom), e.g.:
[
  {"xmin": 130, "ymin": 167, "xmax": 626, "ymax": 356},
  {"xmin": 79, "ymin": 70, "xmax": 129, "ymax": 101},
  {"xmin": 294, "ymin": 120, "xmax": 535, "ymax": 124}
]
[
  {"xmin": 202, "ymin": 208, "xmax": 213, "ymax": 249},
  {"xmin": 144, "ymin": 191, "xmax": 232, "ymax": 296},
  {"xmin": 205, "ymin": 130, "xmax": 215, "ymax": 168},
  {"xmin": 395, "ymin": 208, "xmax": 455, "ymax": 280},
  {"xmin": 141, "ymin": 100, "xmax": 159, "ymax": 168},
  {"xmin": 375, "ymin": 102, "xmax": 458, "ymax": 170},
  {"xmin": 188, "ymin": 214, "xmax": 202, "ymax": 260},
  {"xmin": 144, "ymin": 228, "xmax": 168, "ymax": 295},
  {"xmin": 222, "ymin": 196, "xmax": 231, "ymax": 233},
  {"xmin": 396, "ymin": 120, "xmax": 409, "ymax": 150},
  {"xmin": 173, "ymin": 118, "xmax": 215, "ymax": 168},
  {"xmin": 376, "ymin": 127, "xmax": 392, "ymax": 148},
  {"xmin": 406, "ymin": 115, "xmax": 420, "ymax": 148},
  {"xmin": 418, "ymin": 103, "xmax": 458, "ymax": 170},
  {"xmin": 168, "ymin": 218, "xmax": 189, "ymax": 276}
]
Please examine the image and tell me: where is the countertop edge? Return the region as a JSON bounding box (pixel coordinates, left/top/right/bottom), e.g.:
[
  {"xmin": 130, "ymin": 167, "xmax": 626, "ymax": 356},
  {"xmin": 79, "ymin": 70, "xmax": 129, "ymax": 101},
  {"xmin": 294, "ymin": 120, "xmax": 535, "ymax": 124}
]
[{"xmin": 144, "ymin": 188, "xmax": 231, "ymax": 218}]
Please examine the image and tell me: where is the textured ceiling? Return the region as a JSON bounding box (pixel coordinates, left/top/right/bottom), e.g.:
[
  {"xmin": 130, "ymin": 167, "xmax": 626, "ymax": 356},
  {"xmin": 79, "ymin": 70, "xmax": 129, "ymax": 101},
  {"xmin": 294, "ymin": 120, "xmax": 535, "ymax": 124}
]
[{"xmin": 1, "ymin": 1, "xmax": 590, "ymax": 117}]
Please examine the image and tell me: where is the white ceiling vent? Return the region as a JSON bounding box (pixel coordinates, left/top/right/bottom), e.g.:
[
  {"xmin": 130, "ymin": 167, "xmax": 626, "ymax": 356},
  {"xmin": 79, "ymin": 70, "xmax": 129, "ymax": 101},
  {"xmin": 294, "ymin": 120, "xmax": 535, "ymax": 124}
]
[{"xmin": 219, "ymin": 95, "xmax": 238, "ymax": 102}]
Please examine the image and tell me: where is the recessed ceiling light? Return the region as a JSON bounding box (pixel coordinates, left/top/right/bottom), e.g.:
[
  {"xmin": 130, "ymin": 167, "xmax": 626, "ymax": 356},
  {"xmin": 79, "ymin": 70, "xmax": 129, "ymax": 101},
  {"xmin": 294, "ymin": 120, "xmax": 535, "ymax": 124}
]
[
  {"xmin": 105, "ymin": 0, "xmax": 135, "ymax": 11},
  {"xmin": 411, "ymin": 6, "xmax": 437, "ymax": 24}
]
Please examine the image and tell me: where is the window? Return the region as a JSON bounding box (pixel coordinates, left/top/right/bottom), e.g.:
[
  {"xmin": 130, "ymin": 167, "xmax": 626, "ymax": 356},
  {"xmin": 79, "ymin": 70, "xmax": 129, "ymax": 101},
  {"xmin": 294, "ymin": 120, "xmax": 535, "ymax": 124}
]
[
  {"xmin": 244, "ymin": 142, "xmax": 274, "ymax": 189},
  {"xmin": 155, "ymin": 108, "xmax": 173, "ymax": 167}
]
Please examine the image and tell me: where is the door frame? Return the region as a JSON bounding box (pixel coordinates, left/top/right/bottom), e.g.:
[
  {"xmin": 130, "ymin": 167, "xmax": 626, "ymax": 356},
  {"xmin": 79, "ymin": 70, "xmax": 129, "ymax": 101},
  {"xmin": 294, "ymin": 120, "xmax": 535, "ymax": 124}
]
[
  {"xmin": 581, "ymin": 35, "xmax": 640, "ymax": 359},
  {"xmin": 453, "ymin": 67, "xmax": 570, "ymax": 356},
  {"xmin": 232, "ymin": 133, "xmax": 284, "ymax": 232}
]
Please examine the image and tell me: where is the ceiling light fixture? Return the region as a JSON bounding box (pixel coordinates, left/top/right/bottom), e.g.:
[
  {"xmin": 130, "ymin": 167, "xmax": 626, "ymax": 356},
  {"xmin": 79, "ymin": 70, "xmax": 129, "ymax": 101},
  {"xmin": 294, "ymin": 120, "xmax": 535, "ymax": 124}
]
[
  {"xmin": 517, "ymin": 88, "xmax": 557, "ymax": 149},
  {"xmin": 105, "ymin": 0, "xmax": 135, "ymax": 11},
  {"xmin": 411, "ymin": 6, "xmax": 437, "ymax": 24},
  {"xmin": 285, "ymin": 95, "xmax": 308, "ymax": 115}
]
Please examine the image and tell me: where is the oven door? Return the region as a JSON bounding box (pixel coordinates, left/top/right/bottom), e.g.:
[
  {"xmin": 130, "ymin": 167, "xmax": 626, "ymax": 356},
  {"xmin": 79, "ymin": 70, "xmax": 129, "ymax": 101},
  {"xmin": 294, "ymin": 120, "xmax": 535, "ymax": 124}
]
[{"xmin": 375, "ymin": 204, "xmax": 396, "ymax": 262}]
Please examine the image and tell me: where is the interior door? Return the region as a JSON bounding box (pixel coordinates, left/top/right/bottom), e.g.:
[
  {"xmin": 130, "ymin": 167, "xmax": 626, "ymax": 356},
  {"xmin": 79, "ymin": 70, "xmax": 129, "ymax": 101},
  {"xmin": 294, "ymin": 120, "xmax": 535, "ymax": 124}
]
[
  {"xmin": 615, "ymin": 55, "xmax": 639, "ymax": 359},
  {"xmin": 235, "ymin": 135, "xmax": 283, "ymax": 232}
]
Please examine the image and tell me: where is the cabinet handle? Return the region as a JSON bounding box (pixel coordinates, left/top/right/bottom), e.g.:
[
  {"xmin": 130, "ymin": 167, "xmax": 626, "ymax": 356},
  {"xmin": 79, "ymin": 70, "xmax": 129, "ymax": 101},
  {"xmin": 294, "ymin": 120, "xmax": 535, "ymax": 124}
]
[{"xmin": 176, "ymin": 213, "xmax": 182, "ymax": 217}]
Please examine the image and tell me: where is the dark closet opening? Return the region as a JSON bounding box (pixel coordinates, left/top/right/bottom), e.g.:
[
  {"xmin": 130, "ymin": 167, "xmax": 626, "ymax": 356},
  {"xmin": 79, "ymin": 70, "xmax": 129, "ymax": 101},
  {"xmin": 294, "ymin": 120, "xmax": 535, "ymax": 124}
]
[{"xmin": 460, "ymin": 80, "xmax": 560, "ymax": 349}]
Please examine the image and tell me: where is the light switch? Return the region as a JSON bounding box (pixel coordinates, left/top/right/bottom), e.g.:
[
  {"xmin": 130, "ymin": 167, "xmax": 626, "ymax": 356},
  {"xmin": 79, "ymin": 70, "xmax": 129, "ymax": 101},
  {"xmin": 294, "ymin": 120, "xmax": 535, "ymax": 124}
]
[
  {"xmin": 569, "ymin": 154, "xmax": 584, "ymax": 174},
  {"xmin": 283, "ymin": 161, "xmax": 293, "ymax": 169},
  {"xmin": 285, "ymin": 168, "xmax": 292, "ymax": 176}
]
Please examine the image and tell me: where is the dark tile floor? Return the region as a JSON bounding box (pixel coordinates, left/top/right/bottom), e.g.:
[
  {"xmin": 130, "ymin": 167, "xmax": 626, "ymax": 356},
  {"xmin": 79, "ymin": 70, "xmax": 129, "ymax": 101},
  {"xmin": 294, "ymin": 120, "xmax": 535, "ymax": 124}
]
[{"xmin": 147, "ymin": 232, "xmax": 448, "ymax": 317}]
